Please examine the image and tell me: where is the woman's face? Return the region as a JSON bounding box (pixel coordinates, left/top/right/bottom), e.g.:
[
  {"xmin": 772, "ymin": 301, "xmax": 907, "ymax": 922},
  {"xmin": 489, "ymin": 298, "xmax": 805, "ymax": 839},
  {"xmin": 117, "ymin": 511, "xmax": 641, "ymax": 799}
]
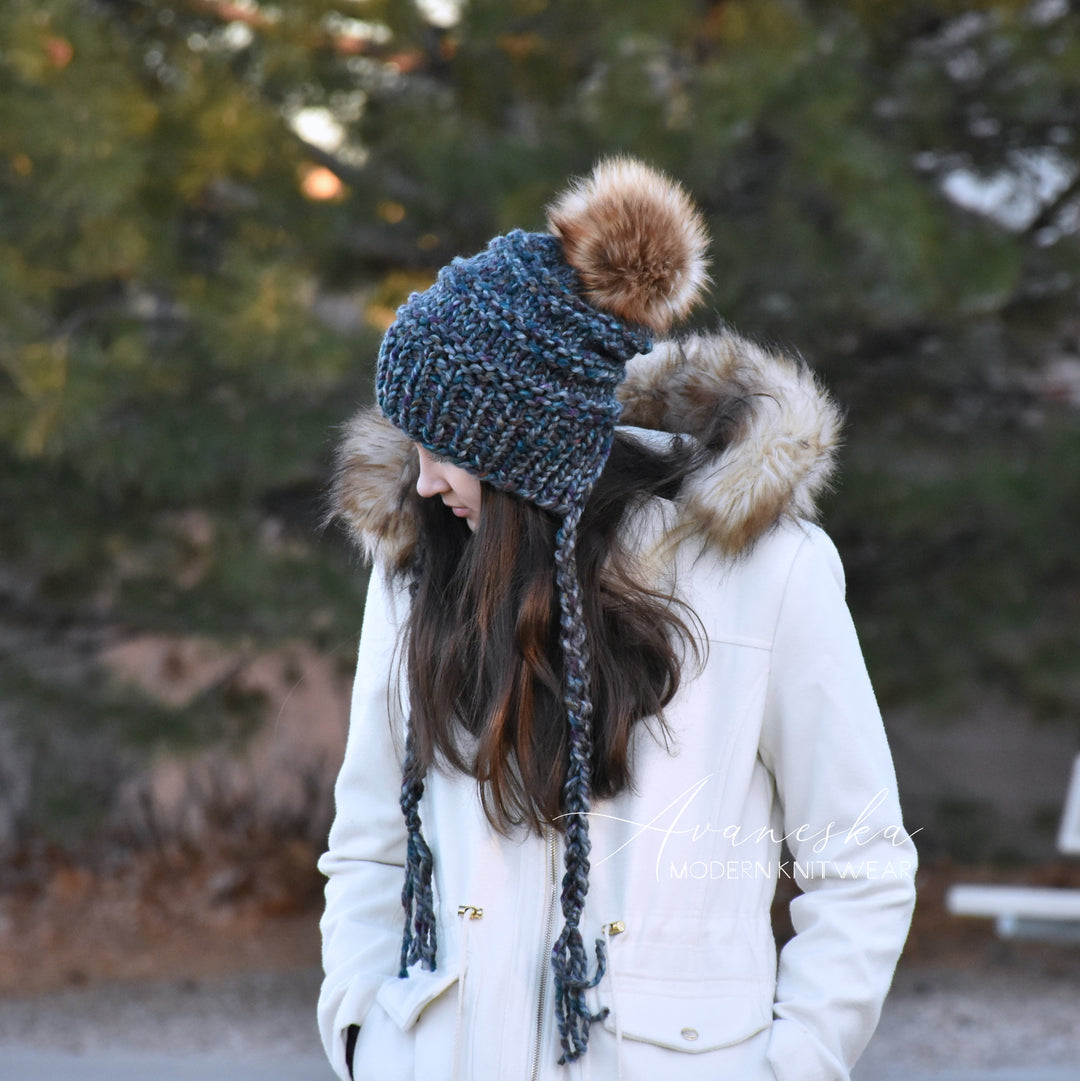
[{"xmin": 415, "ymin": 445, "xmax": 482, "ymax": 532}]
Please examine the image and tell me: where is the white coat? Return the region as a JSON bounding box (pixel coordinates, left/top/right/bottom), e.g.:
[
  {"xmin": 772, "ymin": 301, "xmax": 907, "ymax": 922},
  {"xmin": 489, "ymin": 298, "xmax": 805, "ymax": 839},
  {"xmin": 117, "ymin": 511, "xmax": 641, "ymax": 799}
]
[{"xmin": 319, "ymin": 330, "xmax": 918, "ymax": 1081}]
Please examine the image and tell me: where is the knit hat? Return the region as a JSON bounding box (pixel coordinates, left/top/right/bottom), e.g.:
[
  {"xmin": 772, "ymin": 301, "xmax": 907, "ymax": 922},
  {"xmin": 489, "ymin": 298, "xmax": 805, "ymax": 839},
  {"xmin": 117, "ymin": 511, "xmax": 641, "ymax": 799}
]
[{"xmin": 378, "ymin": 157, "xmax": 709, "ymax": 1063}]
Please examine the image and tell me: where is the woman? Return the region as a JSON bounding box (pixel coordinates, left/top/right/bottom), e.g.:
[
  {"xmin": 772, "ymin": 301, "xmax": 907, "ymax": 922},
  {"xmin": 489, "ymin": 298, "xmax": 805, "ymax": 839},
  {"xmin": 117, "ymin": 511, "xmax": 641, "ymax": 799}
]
[{"xmin": 319, "ymin": 158, "xmax": 917, "ymax": 1081}]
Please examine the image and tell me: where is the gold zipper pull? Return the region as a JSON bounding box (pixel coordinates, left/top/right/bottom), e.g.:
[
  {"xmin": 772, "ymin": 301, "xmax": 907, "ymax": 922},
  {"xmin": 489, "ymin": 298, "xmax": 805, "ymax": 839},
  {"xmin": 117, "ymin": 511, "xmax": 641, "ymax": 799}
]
[
  {"xmin": 457, "ymin": 904, "xmax": 484, "ymax": 920},
  {"xmin": 602, "ymin": 920, "xmax": 626, "ymax": 936}
]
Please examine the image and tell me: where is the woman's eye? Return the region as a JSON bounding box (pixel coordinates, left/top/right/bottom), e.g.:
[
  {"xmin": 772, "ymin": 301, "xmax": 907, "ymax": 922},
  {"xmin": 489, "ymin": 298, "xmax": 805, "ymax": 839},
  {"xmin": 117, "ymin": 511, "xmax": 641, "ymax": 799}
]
[{"xmin": 415, "ymin": 443, "xmax": 453, "ymax": 466}]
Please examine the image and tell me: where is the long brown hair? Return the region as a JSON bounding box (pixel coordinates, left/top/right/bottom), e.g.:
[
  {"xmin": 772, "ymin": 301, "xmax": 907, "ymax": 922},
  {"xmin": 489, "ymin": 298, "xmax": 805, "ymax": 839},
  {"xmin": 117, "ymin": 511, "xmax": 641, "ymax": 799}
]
[{"xmin": 395, "ymin": 431, "xmax": 704, "ymax": 834}]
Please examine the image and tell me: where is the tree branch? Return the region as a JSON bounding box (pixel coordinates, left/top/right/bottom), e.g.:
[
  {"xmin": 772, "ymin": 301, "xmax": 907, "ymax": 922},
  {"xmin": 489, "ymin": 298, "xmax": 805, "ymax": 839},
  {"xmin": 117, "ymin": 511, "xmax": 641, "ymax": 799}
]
[{"xmin": 1024, "ymin": 173, "xmax": 1080, "ymax": 237}]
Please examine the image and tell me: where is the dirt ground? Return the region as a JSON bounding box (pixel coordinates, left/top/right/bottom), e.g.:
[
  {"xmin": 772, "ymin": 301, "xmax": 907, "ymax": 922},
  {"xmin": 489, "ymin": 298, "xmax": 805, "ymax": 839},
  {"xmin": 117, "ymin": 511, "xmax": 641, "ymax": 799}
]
[
  {"xmin": 0, "ymin": 844, "xmax": 325, "ymax": 997},
  {"xmin": 3, "ymin": 853, "xmax": 1079, "ymax": 997}
]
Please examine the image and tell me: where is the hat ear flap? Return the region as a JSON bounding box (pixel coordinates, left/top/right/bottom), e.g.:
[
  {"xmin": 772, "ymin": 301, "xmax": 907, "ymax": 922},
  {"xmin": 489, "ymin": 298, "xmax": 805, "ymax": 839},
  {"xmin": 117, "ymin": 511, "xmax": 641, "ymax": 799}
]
[{"xmin": 546, "ymin": 156, "xmax": 710, "ymax": 334}]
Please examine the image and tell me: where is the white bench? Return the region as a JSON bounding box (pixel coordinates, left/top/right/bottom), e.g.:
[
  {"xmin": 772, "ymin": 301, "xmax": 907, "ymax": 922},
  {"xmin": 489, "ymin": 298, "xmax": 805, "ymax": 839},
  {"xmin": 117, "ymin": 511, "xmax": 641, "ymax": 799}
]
[{"xmin": 945, "ymin": 753, "xmax": 1080, "ymax": 942}]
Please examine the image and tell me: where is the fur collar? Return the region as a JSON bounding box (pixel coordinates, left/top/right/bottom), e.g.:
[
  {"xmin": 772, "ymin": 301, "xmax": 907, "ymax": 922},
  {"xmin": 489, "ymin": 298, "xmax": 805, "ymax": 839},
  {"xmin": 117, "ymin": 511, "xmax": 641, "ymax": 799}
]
[{"xmin": 331, "ymin": 328, "xmax": 842, "ymax": 566}]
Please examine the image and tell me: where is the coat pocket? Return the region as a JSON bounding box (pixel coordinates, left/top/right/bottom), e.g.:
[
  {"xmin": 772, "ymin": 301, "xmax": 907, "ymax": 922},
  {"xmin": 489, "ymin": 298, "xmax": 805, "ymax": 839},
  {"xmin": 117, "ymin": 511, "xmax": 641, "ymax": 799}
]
[
  {"xmin": 597, "ymin": 979, "xmax": 771, "ymax": 1053},
  {"xmin": 593, "ymin": 916, "xmax": 775, "ymax": 1055},
  {"xmin": 374, "ymin": 964, "xmax": 460, "ymax": 1031}
]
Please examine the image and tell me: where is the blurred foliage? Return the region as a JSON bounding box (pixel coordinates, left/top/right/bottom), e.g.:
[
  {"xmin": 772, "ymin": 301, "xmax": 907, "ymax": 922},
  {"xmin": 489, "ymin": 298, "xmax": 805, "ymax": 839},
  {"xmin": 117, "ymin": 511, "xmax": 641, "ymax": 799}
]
[{"xmin": 2, "ymin": 0, "xmax": 1080, "ymax": 849}]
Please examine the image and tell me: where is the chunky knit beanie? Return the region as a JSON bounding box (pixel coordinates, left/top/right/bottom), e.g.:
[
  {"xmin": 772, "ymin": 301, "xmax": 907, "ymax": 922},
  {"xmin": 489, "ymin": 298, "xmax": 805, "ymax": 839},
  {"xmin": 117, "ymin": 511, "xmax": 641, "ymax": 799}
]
[{"xmin": 377, "ymin": 157, "xmax": 709, "ymax": 1064}]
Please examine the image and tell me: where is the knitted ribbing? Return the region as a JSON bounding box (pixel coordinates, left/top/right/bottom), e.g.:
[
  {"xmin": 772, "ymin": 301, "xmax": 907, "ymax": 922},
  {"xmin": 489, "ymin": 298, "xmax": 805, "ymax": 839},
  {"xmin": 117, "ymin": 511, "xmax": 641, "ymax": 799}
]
[{"xmin": 549, "ymin": 503, "xmax": 608, "ymax": 1063}]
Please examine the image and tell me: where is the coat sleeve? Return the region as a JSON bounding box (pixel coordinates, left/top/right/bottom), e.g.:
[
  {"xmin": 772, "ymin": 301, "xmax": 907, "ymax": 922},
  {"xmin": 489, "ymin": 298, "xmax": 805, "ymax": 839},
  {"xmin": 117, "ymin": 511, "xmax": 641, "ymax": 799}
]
[
  {"xmin": 758, "ymin": 526, "xmax": 918, "ymax": 1081},
  {"xmin": 317, "ymin": 563, "xmax": 408, "ymax": 1081}
]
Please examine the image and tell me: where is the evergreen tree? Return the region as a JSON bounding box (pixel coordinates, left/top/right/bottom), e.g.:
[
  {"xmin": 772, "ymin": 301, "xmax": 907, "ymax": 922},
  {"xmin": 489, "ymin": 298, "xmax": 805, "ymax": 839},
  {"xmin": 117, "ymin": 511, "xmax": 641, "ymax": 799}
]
[{"xmin": 2, "ymin": 0, "xmax": 1079, "ymax": 852}]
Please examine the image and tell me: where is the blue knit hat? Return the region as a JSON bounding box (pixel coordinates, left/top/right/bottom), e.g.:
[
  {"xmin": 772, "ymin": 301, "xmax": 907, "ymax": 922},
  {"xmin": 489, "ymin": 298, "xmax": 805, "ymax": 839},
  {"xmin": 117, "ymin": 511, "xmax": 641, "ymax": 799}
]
[
  {"xmin": 377, "ymin": 230, "xmax": 649, "ymax": 514},
  {"xmin": 377, "ymin": 157, "xmax": 709, "ymax": 1064}
]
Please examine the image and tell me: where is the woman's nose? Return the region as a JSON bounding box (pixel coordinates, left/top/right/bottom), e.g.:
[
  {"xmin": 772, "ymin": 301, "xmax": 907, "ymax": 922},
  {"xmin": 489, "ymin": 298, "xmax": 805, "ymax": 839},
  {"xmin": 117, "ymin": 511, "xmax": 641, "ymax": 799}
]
[{"xmin": 416, "ymin": 461, "xmax": 449, "ymax": 499}]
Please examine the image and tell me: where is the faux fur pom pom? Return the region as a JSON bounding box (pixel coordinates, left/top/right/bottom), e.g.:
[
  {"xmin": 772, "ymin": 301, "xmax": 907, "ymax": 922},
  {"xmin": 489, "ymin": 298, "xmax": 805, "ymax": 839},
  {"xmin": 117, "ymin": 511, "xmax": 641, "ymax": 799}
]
[{"xmin": 546, "ymin": 156, "xmax": 710, "ymax": 333}]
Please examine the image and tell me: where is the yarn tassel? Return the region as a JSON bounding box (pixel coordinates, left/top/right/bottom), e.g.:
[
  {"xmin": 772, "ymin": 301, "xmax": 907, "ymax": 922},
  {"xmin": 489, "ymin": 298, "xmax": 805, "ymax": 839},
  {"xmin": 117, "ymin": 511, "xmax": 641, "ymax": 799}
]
[
  {"xmin": 551, "ymin": 505, "xmax": 608, "ymax": 1063},
  {"xmin": 399, "ymin": 721, "xmax": 438, "ymax": 976}
]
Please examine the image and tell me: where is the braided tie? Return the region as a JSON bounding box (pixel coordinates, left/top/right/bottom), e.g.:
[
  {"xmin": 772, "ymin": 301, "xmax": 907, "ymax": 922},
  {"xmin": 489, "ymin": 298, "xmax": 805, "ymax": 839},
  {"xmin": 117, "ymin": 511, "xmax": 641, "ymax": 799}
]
[
  {"xmin": 550, "ymin": 504, "xmax": 608, "ymax": 1063},
  {"xmin": 399, "ymin": 717, "xmax": 438, "ymax": 976}
]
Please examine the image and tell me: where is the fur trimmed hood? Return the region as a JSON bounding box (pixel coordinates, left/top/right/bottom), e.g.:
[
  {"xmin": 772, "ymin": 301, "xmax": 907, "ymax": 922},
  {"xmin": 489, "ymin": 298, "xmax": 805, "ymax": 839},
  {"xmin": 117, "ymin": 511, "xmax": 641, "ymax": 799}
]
[{"xmin": 331, "ymin": 328, "xmax": 842, "ymax": 566}]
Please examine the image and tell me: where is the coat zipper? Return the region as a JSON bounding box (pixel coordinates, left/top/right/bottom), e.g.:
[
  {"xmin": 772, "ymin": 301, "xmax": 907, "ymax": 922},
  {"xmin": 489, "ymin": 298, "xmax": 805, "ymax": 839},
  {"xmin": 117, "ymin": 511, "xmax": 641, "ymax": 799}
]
[{"xmin": 529, "ymin": 825, "xmax": 559, "ymax": 1081}]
